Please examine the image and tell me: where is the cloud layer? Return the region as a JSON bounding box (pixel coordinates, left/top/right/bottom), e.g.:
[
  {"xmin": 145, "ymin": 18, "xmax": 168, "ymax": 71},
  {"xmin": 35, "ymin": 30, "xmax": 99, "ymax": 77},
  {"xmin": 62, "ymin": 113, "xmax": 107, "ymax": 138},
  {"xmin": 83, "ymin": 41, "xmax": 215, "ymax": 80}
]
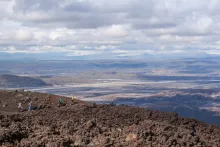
[{"xmin": 1, "ymin": 0, "xmax": 220, "ymax": 58}]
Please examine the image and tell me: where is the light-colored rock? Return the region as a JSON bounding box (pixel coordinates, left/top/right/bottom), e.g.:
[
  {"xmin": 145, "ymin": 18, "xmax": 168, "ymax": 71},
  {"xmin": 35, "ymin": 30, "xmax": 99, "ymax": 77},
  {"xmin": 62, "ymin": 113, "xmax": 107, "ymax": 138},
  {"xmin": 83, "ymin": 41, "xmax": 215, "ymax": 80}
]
[{"xmin": 125, "ymin": 133, "xmax": 138, "ymax": 142}]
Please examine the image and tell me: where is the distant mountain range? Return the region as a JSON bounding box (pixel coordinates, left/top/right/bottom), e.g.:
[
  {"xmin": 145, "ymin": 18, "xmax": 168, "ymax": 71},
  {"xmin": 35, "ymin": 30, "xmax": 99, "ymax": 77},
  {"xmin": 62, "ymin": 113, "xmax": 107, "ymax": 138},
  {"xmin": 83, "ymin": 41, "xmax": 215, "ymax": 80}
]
[{"xmin": 0, "ymin": 51, "xmax": 217, "ymax": 60}]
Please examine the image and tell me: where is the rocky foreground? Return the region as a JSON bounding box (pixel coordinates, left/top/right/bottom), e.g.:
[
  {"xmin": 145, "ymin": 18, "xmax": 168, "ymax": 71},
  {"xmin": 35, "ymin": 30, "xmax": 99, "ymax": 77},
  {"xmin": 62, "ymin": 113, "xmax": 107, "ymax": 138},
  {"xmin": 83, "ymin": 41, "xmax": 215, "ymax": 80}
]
[{"xmin": 0, "ymin": 90, "xmax": 220, "ymax": 147}]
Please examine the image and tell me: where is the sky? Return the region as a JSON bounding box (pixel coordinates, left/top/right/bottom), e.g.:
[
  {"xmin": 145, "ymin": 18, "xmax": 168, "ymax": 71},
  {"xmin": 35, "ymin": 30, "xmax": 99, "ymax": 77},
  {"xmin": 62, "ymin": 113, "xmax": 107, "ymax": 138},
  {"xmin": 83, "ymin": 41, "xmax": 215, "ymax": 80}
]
[{"xmin": 1, "ymin": 0, "xmax": 220, "ymax": 60}]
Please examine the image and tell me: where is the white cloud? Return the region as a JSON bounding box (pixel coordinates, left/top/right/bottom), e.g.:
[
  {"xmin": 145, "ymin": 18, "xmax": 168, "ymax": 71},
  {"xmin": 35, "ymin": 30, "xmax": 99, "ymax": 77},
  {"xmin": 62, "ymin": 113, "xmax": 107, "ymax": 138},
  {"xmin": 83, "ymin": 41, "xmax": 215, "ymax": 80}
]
[
  {"xmin": 0, "ymin": 0, "xmax": 220, "ymax": 58},
  {"xmin": 0, "ymin": 45, "xmax": 76, "ymax": 53},
  {"xmin": 95, "ymin": 45, "xmax": 116, "ymax": 50},
  {"xmin": 102, "ymin": 25, "xmax": 129, "ymax": 38},
  {"xmin": 66, "ymin": 50, "xmax": 99, "ymax": 56},
  {"xmin": 15, "ymin": 29, "xmax": 33, "ymax": 41}
]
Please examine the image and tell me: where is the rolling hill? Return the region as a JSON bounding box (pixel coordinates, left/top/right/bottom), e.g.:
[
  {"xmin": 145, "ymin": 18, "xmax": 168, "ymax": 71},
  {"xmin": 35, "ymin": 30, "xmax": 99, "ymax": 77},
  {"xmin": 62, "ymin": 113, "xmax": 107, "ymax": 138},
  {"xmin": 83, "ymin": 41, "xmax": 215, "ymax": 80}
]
[{"xmin": 0, "ymin": 74, "xmax": 49, "ymax": 88}]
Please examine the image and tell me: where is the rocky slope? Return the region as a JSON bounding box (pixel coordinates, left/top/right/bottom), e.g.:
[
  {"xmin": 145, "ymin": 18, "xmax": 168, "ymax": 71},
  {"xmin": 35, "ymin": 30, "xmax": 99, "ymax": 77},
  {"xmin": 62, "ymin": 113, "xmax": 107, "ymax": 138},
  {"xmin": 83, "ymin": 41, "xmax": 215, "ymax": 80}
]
[{"xmin": 0, "ymin": 90, "xmax": 220, "ymax": 147}]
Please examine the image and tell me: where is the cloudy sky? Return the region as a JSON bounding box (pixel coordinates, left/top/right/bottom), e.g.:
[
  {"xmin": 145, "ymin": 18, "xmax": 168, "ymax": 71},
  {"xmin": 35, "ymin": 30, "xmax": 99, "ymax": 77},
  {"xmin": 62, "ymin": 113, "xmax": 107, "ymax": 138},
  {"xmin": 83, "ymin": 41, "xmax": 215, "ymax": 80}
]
[{"xmin": 0, "ymin": 0, "xmax": 220, "ymax": 59}]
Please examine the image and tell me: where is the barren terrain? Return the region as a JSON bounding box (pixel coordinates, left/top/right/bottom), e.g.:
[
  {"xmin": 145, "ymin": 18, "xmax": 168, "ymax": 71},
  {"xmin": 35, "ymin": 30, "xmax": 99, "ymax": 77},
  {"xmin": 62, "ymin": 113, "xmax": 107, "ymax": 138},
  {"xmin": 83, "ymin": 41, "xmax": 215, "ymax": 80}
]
[{"xmin": 1, "ymin": 90, "xmax": 220, "ymax": 146}]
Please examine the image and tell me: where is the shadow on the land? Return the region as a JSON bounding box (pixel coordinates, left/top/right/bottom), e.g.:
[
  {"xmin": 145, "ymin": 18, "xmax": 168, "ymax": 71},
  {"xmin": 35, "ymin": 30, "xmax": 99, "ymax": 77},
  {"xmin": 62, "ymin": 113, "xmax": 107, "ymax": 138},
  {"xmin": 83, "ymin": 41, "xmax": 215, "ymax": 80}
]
[{"xmin": 96, "ymin": 95, "xmax": 220, "ymax": 126}]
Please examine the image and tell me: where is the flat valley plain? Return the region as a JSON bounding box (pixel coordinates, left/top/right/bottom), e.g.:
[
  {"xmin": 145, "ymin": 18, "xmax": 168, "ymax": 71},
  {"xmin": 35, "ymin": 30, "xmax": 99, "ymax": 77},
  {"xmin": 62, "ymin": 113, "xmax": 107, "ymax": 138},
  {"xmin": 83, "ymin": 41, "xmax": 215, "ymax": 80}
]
[{"xmin": 1, "ymin": 58, "xmax": 220, "ymax": 125}]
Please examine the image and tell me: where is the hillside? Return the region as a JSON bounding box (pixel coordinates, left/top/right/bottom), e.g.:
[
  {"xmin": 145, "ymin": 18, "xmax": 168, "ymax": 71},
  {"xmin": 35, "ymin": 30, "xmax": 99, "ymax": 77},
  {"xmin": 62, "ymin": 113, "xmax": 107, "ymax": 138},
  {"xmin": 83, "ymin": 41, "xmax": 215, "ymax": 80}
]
[
  {"xmin": 0, "ymin": 90, "xmax": 220, "ymax": 146},
  {"xmin": 0, "ymin": 74, "xmax": 49, "ymax": 88}
]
